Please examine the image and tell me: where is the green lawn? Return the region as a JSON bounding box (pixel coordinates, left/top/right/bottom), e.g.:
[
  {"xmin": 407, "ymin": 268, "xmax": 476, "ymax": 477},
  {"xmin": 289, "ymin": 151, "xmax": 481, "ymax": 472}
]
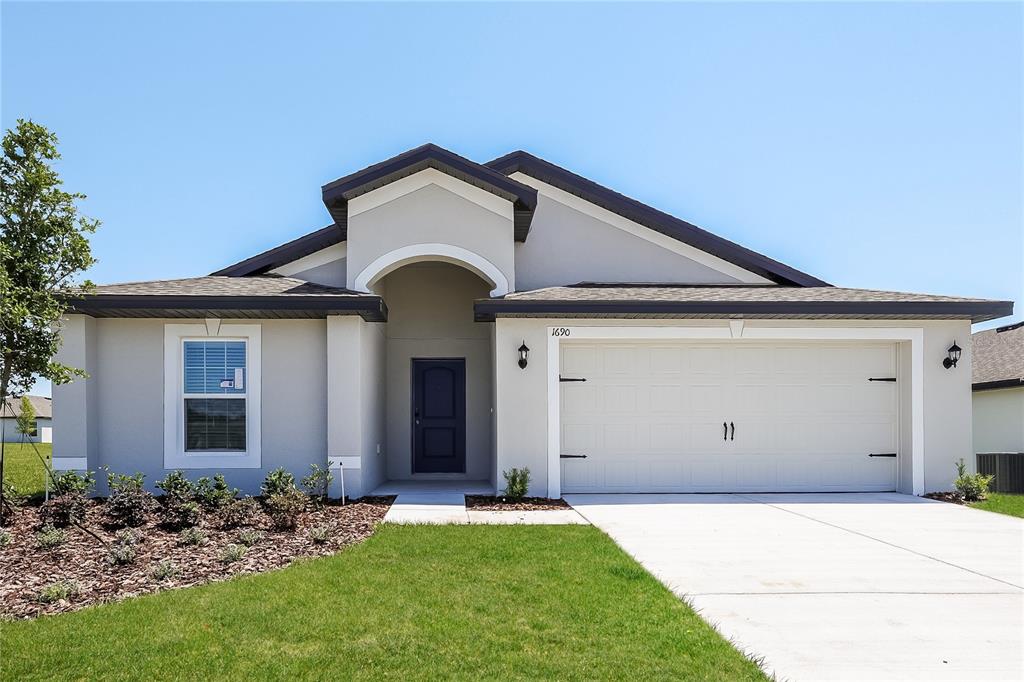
[
  {"xmin": 1, "ymin": 442, "xmax": 51, "ymax": 499},
  {"xmin": 1, "ymin": 524, "xmax": 765, "ymax": 681},
  {"xmin": 971, "ymin": 493, "xmax": 1024, "ymax": 518}
]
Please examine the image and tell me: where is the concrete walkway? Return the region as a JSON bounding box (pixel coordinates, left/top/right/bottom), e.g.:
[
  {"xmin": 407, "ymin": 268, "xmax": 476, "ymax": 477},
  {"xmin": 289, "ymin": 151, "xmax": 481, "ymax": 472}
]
[
  {"xmin": 567, "ymin": 492, "xmax": 1024, "ymax": 681},
  {"xmin": 376, "ymin": 481, "xmax": 587, "ymax": 525}
]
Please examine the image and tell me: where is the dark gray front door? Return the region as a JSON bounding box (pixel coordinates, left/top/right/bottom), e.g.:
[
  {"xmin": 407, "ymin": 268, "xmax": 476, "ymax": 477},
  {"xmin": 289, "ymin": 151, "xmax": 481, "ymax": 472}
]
[{"xmin": 412, "ymin": 359, "xmax": 466, "ymax": 474}]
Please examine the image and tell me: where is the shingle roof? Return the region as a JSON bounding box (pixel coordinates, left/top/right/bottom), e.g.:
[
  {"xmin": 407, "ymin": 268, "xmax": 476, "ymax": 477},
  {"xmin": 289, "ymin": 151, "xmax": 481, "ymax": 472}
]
[
  {"xmin": 65, "ymin": 276, "xmax": 387, "ymax": 321},
  {"xmin": 474, "ymin": 285, "xmax": 1012, "ymax": 323},
  {"xmin": 1, "ymin": 395, "xmax": 52, "ymax": 420},
  {"xmin": 972, "ymin": 321, "xmax": 1024, "ymax": 389}
]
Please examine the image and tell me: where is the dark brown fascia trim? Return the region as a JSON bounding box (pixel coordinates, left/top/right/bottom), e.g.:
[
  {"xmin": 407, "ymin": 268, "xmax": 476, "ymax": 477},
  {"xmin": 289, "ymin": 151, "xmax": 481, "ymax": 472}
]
[
  {"xmin": 211, "ymin": 224, "xmax": 345, "ymax": 277},
  {"xmin": 485, "ymin": 150, "xmax": 830, "ymax": 287},
  {"xmin": 321, "ymin": 144, "xmax": 538, "ymax": 242},
  {"xmin": 972, "ymin": 378, "xmax": 1024, "ymax": 392},
  {"xmin": 67, "ymin": 295, "xmax": 388, "ymax": 322},
  {"xmin": 473, "ymin": 299, "xmax": 1014, "ymax": 324}
]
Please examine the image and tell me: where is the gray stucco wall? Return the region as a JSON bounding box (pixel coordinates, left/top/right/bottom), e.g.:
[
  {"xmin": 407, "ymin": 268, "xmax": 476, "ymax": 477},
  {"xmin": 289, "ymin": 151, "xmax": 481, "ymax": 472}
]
[
  {"xmin": 69, "ymin": 318, "xmax": 329, "ymax": 494},
  {"xmin": 513, "ymin": 193, "xmax": 747, "ymax": 291},
  {"xmin": 972, "ymin": 387, "xmax": 1024, "ymax": 454},
  {"xmin": 1, "ymin": 417, "xmax": 51, "ymax": 444},
  {"xmin": 380, "ymin": 262, "xmax": 493, "ymax": 481},
  {"xmin": 291, "ymin": 258, "xmax": 347, "ymax": 288}
]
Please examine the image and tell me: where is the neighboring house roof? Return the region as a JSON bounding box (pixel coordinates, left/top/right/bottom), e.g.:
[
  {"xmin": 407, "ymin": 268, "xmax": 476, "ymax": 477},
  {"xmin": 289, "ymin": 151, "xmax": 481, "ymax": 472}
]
[
  {"xmin": 474, "ymin": 284, "xmax": 1012, "ymax": 323},
  {"xmin": 485, "ymin": 150, "xmax": 829, "ymax": 287},
  {"xmin": 322, "ymin": 143, "xmax": 538, "ymax": 241},
  {"xmin": 972, "ymin": 321, "xmax": 1024, "ymax": 391},
  {"xmin": 1, "ymin": 395, "xmax": 52, "ymax": 420},
  {"xmin": 66, "ymin": 276, "xmax": 388, "ymax": 322}
]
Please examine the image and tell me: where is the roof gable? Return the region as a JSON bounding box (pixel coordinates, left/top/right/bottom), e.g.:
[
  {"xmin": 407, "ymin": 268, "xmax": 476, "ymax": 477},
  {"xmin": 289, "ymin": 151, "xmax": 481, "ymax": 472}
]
[{"xmin": 486, "ymin": 150, "xmax": 829, "ymax": 287}]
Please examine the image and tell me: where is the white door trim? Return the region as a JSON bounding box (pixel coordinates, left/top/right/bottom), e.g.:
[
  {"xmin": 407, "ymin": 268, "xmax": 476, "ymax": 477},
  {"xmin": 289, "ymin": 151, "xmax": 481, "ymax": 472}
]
[{"xmin": 546, "ymin": 325, "xmax": 925, "ymax": 498}]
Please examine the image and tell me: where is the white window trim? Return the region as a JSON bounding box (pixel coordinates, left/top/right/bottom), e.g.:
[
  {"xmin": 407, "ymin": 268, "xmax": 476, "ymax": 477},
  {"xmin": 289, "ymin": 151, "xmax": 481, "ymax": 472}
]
[
  {"xmin": 545, "ymin": 324, "xmax": 925, "ymax": 498},
  {"xmin": 164, "ymin": 323, "xmax": 262, "ymax": 469}
]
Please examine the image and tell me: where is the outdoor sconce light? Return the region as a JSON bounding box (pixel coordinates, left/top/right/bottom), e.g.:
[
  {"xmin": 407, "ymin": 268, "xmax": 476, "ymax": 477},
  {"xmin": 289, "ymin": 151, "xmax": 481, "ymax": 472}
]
[
  {"xmin": 942, "ymin": 341, "xmax": 962, "ymax": 369},
  {"xmin": 518, "ymin": 341, "xmax": 530, "ymax": 369}
]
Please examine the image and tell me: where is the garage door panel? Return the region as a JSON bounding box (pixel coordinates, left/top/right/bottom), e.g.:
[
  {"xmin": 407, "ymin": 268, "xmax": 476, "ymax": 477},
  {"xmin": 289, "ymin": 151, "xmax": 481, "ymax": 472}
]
[{"xmin": 560, "ymin": 340, "xmax": 899, "ymax": 493}]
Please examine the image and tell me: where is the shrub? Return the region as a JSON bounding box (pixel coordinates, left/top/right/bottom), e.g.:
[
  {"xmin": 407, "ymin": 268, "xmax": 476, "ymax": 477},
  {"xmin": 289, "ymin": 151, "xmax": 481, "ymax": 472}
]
[
  {"xmin": 216, "ymin": 496, "xmax": 261, "ymax": 529},
  {"xmin": 39, "ymin": 490, "xmax": 88, "ymax": 528},
  {"xmin": 502, "ymin": 467, "xmax": 531, "ymax": 499},
  {"xmin": 177, "ymin": 527, "xmax": 208, "ymax": 546},
  {"xmin": 236, "ymin": 529, "xmax": 264, "ymax": 547},
  {"xmin": 261, "ymin": 468, "xmax": 295, "ymax": 497},
  {"xmin": 195, "ymin": 474, "xmax": 238, "ymax": 509},
  {"xmin": 954, "ymin": 459, "xmax": 994, "ymax": 502},
  {"xmin": 150, "ymin": 560, "xmax": 179, "ymax": 582},
  {"xmin": 161, "ymin": 499, "xmax": 201, "ymax": 530},
  {"xmin": 308, "ymin": 523, "xmax": 333, "ymax": 545},
  {"xmin": 37, "ymin": 579, "xmax": 81, "ymax": 604},
  {"xmin": 105, "ymin": 472, "xmax": 155, "ymax": 527},
  {"xmin": 155, "ymin": 470, "xmax": 195, "ymax": 502},
  {"xmin": 107, "ymin": 542, "xmax": 137, "ymax": 565},
  {"xmin": 114, "ymin": 528, "xmax": 144, "ymax": 545},
  {"xmin": 301, "ymin": 464, "xmax": 334, "ymax": 501},
  {"xmin": 265, "ymin": 488, "xmax": 307, "ymax": 530},
  {"xmin": 0, "ymin": 529, "xmax": 11, "ymax": 548},
  {"xmin": 52, "ymin": 470, "xmax": 95, "ymax": 496},
  {"xmin": 35, "ymin": 525, "xmax": 67, "ymax": 550},
  {"xmin": 2, "ymin": 479, "xmax": 25, "ymax": 509},
  {"xmin": 220, "ymin": 543, "xmax": 247, "ymax": 564}
]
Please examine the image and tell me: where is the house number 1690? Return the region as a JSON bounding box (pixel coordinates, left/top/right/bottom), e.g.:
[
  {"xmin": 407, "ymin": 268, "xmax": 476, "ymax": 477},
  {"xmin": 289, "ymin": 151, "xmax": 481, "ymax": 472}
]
[{"xmin": 551, "ymin": 328, "xmax": 571, "ymax": 337}]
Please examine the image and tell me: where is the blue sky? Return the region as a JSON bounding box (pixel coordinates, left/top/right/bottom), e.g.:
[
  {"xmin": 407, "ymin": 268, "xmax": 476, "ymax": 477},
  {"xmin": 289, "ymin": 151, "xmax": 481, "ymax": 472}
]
[{"xmin": 3, "ymin": 2, "xmax": 1021, "ymax": 397}]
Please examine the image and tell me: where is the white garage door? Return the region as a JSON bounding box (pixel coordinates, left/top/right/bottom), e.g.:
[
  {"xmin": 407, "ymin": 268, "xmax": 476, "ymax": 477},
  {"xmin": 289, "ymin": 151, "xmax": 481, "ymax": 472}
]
[{"xmin": 560, "ymin": 341, "xmax": 899, "ymax": 493}]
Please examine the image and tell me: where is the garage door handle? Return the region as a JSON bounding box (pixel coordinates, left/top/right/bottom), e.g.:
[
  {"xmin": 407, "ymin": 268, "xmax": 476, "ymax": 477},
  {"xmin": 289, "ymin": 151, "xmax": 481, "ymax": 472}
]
[
  {"xmin": 723, "ymin": 422, "xmax": 728, "ymax": 440},
  {"xmin": 869, "ymin": 453, "xmax": 897, "ymax": 458},
  {"xmin": 730, "ymin": 422, "xmax": 735, "ymax": 441}
]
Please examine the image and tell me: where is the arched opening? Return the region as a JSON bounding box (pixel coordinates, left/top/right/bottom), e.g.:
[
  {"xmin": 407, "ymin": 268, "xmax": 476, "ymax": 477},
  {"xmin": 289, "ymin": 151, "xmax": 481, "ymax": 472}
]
[
  {"xmin": 353, "ymin": 243, "xmax": 510, "ymax": 297},
  {"xmin": 376, "ymin": 260, "xmax": 494, "ymax": 483}
]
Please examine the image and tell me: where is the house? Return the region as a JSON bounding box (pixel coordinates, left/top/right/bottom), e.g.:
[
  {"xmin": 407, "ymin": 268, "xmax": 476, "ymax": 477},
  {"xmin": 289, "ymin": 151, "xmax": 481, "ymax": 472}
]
[
  {"xmin": 1, "ymin": 395, "xmax": 53, "ymax": 444},
  {"xmin": 54, "ymin": 144, "xmax": 1014, "ymax": 498},
  {"xmin": 972, "ymin": 321, "xmax": 1024, "ymax": 454}
]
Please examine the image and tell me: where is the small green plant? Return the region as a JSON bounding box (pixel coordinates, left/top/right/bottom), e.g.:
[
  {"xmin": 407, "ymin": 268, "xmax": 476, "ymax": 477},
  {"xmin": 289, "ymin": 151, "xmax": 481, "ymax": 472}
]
[
  {"xmin": 302, "ymin": 464, "xmax": 334, "ymax": 501},
  {"xmin": 161, "ymin": 499, "xmax": 201, "ymax": 530},
  {"xmin": 236, "ymin": 529, "xmax": 264, "ymax": 547},
  {"xmin": 0, "ymin": 529, "xmax": 11, "ymax": 548},
  {"xmin": 261, "ymin": 468, "xmax": 296, "ymax": 497},
  {"xmin": 177, "ymin": 527, "xmax": 208, "ymax": 546},
  {"xmin": 156, "ymin": 470, "xmax": 195, "ymax": 502},
  {"xmin": 39, "ymin": 490, "xmax": 89, "ymax": 528},
  {"xmin": 954, "ymin": 458, "xmax": 994, "ymax": 502},
  {"xmin": 107, "ymin": 542, "xmax": 136, "ymax": 565},
  {"xmin": 35, "ymin": 525, "xmax": 67, "ymax": 550},
  {"xmin": 265, "ymin": 488, "xmax": 307, "ymax": 530},
  {"xmin": 150, "ymin": 559, "xmax": 179, "ymax": 582},
  {"xmin": 502, "ymin": 467, "xmax": 531, "ymax": 499},
  {"xmin": 52, "ymin": 470, "xmax": 95, "ymax": 496},
  {"xmin": 105, "ymin": 472, "xmax": 155, "ymax": 527},
  {"xmin": 216, "ymin": 496, "xmax": 261, "ymax": 529},
  {"xmin": 37, "ymin": 579, "xmax": 81, "ymax": 604},
  {"xmin": 114, "ymin": 528, "xmax": 144, "ymax": 545},
  {"xmin": 195, "ymin": 474, "xmax": 238, "ymax": 509},
  {"xmin": 308, "ymin": 523, "xmax": 333, "ymax": 545},
  {"xmin": 220, "ymin": 543, "xmax": 247, "ymax": 564}
]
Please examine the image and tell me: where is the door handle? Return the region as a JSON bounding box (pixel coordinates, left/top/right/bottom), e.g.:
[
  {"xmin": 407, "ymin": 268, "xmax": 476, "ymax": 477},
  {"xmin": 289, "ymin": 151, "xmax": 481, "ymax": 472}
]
[
  {"xmin": 723, "ymin": 422, "xmax": 728, "ymax": 441},
  {"xmin": 414, "ymin": 409, "xmax": 420, "ymax": 426},
  {"xmin": 730, "ymin": 422, "xmax": 735, "ymax": 441}
]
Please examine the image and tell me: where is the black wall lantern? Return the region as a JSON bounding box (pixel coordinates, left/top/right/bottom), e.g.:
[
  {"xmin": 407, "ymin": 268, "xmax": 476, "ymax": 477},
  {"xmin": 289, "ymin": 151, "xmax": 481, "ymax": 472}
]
[
  {"xmin": 942, "ymin": 341, "xmax": 962, "ymax": 369},
  {"xmin": 518, "ymin": 341, "xmax": 530, "ymax": 369}
]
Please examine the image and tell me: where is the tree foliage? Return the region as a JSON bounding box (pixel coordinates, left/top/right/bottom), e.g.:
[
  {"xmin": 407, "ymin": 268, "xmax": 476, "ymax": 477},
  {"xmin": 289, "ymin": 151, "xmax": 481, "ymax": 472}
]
[{"xmin": 15, "ymin": 395, "xmax": 36, "ymax": 437}]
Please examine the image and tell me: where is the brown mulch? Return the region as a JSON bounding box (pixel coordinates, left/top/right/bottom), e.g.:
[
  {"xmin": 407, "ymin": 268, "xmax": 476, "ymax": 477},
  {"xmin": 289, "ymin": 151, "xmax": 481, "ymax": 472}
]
[
  {"xmin": 0, "ymin": 496, "xmax": 393, "ymax": 620},
  {"xmin": 464, "ymin": 495, "xmax": 571, "ymax": 511},
  {"xmin": 923, "ymin": 492, "xmax": 966, "ymax": 505}
]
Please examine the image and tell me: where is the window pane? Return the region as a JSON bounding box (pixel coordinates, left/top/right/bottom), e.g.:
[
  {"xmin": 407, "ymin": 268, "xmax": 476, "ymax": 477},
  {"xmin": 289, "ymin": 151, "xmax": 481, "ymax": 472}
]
[
  {"xmin": 183, "ymin": 341, "xmax": 246, "ymax": 394},
  {"xmin": 185, "ymin": 399, "xmax": 246, "ymax": 451}
]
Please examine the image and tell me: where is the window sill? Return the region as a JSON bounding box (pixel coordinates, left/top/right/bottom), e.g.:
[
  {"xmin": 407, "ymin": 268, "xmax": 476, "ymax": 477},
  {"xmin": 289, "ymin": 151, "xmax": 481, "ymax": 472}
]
[{"xmin": 164, "ymin": 451, "xmax": 262, "ymax": 470}]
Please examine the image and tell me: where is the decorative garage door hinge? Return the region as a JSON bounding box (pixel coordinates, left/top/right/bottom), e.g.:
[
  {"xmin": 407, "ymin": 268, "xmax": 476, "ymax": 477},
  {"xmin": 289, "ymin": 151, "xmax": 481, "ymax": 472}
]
[
  {"xmin": 868, "ymin": 377, "xmax": 897, "ymax": 382},
  {"xmin": 560, "ymin": 454, "xmax": 588, "ymax": 459},
  {"xmin": 868, "ymin": 453, "xmax": 897, "ymax": 458},
  {"xmin": 559, "ymin": 375, "xmax": 587, "ymax": 382}
]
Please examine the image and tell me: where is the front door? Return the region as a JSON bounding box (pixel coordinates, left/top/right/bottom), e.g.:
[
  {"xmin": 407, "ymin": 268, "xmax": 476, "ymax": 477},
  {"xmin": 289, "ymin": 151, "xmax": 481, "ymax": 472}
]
[{"xmin": 412, "ymin": 359, "xmax": 466, "ymax": 473}]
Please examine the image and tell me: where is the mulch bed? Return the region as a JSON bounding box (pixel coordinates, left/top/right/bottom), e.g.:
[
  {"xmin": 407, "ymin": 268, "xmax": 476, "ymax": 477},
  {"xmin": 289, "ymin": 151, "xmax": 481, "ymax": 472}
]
[
  {"xmin": 923, "ymin": 492, "xmax": 966, "ymax": 505},
  {"xmin": 0, "ymin": 496, "xmax": 393, "ymax": 620},
  {"xmin": 465, "ymin": 495, "xmax": 571, "ymax": 511}
]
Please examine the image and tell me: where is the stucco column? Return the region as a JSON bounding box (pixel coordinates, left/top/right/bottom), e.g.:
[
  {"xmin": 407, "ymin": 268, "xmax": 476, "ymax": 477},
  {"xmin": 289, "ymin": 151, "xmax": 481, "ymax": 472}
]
[
  {"xmin": 52, "ymin": 314, "xmax": 97, "ymax": 470},
  {"xmin": 326, "ymin": 315, "xmax": 363, "ymax": 498}
]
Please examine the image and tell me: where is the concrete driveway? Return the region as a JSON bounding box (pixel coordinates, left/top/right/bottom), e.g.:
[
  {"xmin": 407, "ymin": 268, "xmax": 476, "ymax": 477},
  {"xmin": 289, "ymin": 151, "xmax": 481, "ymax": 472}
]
[{"xmin": 566, "ymin": 493, "xmax": 1024, "ymax": 681}]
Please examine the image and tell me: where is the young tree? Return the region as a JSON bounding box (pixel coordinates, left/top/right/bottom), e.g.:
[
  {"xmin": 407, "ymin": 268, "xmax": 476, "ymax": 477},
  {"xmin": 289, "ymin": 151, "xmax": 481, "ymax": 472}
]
[
  {"xmin": 15, "ymin": 395, "xmax": 36, "ymax": 439},
  {"xmin": 0, "ymin": 119, "xmax": 98, "ymax": 521}
]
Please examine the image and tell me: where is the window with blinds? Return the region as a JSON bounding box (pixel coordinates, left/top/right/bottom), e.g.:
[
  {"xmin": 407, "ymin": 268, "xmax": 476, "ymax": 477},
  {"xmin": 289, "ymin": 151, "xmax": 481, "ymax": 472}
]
[{"xmin": 183, "ymin": 340, "xmax": 246, "ymax": 452}]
